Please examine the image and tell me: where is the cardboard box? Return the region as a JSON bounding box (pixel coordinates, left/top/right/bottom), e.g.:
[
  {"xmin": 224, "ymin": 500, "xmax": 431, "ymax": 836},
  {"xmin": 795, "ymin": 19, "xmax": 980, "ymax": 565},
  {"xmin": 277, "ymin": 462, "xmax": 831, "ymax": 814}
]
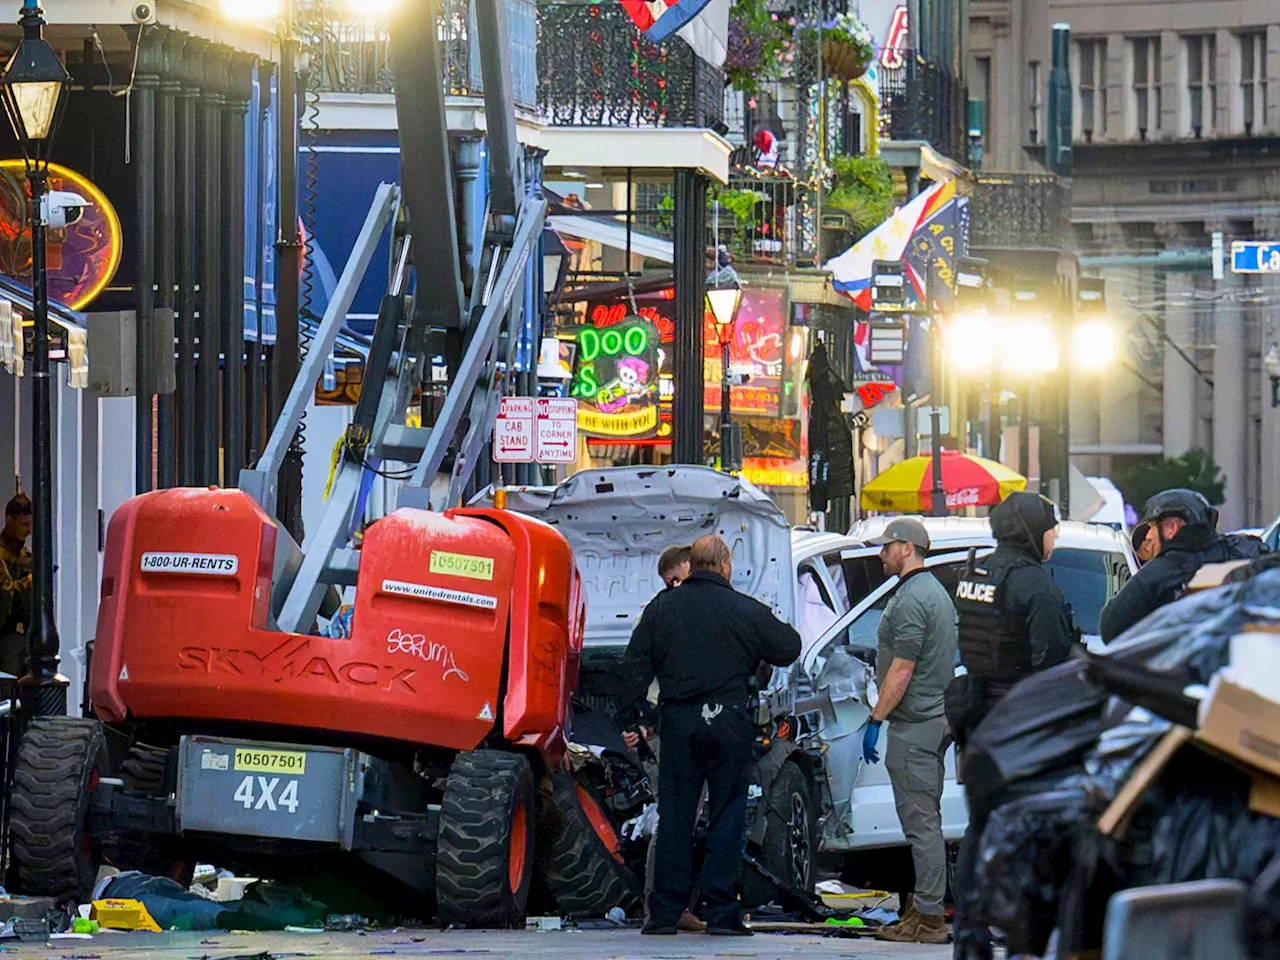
[
  {"xmin": 1186, "ymin": 560, "xmax": 1250, "ymax": 592},
  {"xmin": 1196, "ymin": 674, "xmax": 1280, "ymax": 779},
  {"xmin": 1251, "ymin": 773, "xmax": 1280, "ymax": 819}
]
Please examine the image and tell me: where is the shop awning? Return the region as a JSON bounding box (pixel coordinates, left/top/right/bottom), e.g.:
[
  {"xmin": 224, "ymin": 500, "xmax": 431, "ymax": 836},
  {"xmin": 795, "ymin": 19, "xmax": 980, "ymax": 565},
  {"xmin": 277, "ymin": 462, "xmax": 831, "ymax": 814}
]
[{"xmin": 547, "ymin": 214, "xmax": 674, "ymax": 264}]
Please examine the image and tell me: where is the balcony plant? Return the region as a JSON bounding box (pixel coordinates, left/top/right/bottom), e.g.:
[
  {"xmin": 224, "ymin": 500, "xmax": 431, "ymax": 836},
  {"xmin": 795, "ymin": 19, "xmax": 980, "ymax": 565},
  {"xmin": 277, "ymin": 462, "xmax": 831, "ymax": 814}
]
[
  {"xmin": 822, "ymin": 154, "xmax": 894, "ymax": 257},
  {"xmin": 796, "ymin": 11, "xmax": 875, "ymax": 82},
  {"xmin": 724, "ymin": 0, "xmax": 791, "ymax": 94}
]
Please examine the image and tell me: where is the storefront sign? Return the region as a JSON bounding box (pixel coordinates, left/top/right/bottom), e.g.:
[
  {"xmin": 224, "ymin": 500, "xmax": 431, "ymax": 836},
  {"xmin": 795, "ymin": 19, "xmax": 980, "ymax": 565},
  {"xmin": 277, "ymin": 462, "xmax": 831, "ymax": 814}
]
[
  {"xmin": 702, "ymin": 288, "xmax": 792, "ymax": 417},
  {"xmin": 569, "ymin": 313, "xmax": 661, "ymax": 439}
]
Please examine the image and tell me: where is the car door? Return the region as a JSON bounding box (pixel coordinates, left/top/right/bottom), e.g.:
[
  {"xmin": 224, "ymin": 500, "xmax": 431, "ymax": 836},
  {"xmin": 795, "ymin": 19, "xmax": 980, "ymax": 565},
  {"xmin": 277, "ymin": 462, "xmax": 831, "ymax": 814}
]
[{"xmin": 803, "ymin": 550, "xmax": 985, "ymax": 850}]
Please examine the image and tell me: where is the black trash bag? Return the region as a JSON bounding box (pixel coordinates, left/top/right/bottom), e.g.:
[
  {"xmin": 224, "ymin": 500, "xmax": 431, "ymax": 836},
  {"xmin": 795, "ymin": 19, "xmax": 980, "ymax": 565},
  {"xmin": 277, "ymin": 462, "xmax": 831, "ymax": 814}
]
[
  {"xmin": 962, "ymin": 660, "xmax": 1110, "ymax": 809},
  {"xmin": 1081, "ymin": 652, "xmax": 1200, "ymax": 729},
  {"xmin": 968, "ymin": 783, "xmax": 1098, "ymax": 956},
  {"xmin": 1103, "ymin": 568, "xmax": 1280, "ymax": 684},
  {"xmin": 1115, "ymin": 751, "xmax": 1280, "ymax": 891},
  {"xmin": 1249, "ymin": 851, "xmax": 1280, "ymax": 960}
]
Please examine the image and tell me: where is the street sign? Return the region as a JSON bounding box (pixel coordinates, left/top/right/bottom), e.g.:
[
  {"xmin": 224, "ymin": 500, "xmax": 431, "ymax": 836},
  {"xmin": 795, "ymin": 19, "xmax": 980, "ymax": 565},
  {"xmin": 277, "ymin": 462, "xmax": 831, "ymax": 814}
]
[
  {"xmin": 1230, "ymin": 241, "xmax": 1280, "ymax": 274},
  {"xmin": 535, "ymin": 398, "xmax": 577, "ymax": 464},
  {"xmin": 493, "ymin": 396, "xmax": 534, "ymax": 462}
]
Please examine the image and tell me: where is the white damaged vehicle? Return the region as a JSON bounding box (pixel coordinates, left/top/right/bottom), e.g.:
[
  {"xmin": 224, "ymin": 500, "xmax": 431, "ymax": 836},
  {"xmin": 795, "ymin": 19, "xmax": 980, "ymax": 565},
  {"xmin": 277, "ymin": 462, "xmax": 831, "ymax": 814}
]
[
  {"xmin": 482, "ymin": 466, "xmax": 824, "ymax": 906},
  {"xmin": 485, "ymin": 470, "xmax": 1137, "ymax": 906}
]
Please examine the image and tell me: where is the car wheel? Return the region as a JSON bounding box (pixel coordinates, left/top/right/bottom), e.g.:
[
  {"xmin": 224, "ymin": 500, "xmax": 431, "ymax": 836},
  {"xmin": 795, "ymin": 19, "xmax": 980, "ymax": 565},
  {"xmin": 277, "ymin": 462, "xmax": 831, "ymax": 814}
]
[{"xmin": 741, "ymin": 761, "xmax": 816, "ymax": 908}]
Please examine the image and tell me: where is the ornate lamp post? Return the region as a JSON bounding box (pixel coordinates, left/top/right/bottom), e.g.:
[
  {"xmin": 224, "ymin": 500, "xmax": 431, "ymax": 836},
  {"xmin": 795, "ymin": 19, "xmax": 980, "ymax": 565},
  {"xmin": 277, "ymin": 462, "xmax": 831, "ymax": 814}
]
[
  {"xmin": 706, "ymin": 283, "xmax": 742, "ymax": 471},
  {"xmin": 1, "ymin": 0, "xmax": 71, "ymax": 715}
]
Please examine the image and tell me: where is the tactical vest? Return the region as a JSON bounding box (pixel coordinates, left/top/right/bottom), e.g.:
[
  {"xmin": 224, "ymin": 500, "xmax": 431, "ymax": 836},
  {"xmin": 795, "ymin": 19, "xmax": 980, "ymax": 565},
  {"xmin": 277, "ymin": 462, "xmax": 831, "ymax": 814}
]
[{"xmin": 954, "ymin": 560, "xmax": 1034, "ymax": 684}]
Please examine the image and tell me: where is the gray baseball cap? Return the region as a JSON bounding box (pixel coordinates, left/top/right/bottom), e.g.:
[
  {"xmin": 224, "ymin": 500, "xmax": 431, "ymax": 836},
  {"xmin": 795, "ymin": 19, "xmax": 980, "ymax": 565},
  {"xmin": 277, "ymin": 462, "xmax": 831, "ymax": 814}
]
[{"xmin": 868, "ymin": 516, "xmax": 931, "ymax": 551}]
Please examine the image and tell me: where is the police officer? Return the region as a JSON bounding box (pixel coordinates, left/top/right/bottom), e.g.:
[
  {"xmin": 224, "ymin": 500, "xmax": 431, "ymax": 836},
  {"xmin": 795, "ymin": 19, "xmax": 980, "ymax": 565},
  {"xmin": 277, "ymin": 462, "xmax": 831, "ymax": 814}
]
[
  {"xmin": 948, "ymin": 492, "xmax": 1075, "ymax": 960},
  {"xmin": 1100, "ymin": 488, "xmax": 1264, "ymax": 642},
  {"xmin": 618, "ymin": 534, "xmax": 801, "ymax": 937}
]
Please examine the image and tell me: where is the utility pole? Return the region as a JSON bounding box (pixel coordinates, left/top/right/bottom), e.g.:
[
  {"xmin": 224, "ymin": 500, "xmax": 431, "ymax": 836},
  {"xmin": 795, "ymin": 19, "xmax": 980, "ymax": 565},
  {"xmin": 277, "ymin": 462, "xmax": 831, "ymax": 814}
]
[{"xmin": 274, "ymin": 0, "xmax": 304, "ymax": 541}]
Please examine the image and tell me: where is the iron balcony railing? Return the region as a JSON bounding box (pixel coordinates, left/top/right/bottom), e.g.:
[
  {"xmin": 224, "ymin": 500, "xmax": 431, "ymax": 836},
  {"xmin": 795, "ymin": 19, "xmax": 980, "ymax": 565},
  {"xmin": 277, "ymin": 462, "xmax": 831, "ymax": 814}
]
[
  {"xmin": 968, "ymin": 173, "xmax": 1067, "ymax": 252},
  {"xmin": 537, "ymin": 2, "xmax": 724, "ymax": 128},
  {"xmin": 302, "ymin": 0, "xmax": 539, "ymax": 108},
  {"xmin": 878, "ymin": 50, "xmax": 967, "ymax": 161}
]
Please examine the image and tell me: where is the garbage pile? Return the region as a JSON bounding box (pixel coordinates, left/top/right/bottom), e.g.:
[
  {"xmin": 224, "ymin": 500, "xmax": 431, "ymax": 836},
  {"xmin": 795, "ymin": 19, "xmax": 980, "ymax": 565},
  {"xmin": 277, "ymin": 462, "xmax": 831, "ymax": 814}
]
[{"xmin": 961, "ymin": 560, "xmax": 1280, "ymax": 958}]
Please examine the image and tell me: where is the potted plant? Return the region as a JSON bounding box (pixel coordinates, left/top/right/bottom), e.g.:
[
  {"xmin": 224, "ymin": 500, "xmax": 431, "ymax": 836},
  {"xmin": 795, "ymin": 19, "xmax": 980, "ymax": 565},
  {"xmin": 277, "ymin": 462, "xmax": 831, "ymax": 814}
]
[
  {"xmin": 820, "ymin": 12, "xmax": 875, "ymax": 81},
  {"xmin": 724, "ymin": 0, "xmax": 790, "ymax": 94}
]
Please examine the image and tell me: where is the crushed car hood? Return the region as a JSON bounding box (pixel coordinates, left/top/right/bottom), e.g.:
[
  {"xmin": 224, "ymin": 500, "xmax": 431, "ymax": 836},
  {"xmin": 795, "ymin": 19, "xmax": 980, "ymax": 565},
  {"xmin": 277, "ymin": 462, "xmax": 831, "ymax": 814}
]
[{"xmin": 472, "ymin": 466, "xmax": 795, "ymax": 651}]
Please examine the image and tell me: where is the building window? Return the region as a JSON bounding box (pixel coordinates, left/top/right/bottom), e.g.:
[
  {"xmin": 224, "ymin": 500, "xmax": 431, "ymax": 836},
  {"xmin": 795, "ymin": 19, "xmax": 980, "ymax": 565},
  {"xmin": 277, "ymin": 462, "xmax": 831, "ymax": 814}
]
[
  {"xmin": 1132, "ymin": 36, "xmax": 1162, "ymax": 141},
  {"xmin": 1240, "ymin": 31, "xmax": 1266, "ymax": 135},
  {"xmin": 1077, "ymin": 39, "xmax": 1108, "ymax": 142},
  {"xmin": 1028, "ymin": 61, "xmax": 1042, "ymax": 144},
  {"xmin": 1186, "ymin": 34, "xmax": 1216, "ymax": 138}
]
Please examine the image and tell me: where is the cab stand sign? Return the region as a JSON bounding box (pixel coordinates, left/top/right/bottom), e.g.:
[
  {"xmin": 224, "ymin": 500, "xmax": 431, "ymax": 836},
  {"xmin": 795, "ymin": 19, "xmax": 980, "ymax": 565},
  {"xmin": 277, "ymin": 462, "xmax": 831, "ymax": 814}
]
[{"xmin": 493, "ymin": 397, "xmax": 576, "ymax": 464}]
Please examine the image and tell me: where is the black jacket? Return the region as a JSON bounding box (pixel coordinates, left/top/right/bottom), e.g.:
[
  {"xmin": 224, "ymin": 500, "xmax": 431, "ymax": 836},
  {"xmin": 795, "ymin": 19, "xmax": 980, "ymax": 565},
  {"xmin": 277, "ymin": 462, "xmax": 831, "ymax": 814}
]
[
  {"xmin": 617, "ymin": 571, "xmax": 801, "ymax": 722},
  {"xmin": 976, "ymin": 544, "xmax": 1077, "ymax": 678},
  {"xmin": 1099, "ymin": 525, "xmax": 1265, "ymax": 642}
]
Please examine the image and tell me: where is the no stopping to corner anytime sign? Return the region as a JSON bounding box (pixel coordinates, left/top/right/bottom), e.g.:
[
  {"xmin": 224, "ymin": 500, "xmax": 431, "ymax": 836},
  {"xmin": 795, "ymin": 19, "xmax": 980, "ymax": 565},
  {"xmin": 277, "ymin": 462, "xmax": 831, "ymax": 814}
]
[{"xmin": 493, "ymin": 396, "xmax": 577, "ymax": 464}]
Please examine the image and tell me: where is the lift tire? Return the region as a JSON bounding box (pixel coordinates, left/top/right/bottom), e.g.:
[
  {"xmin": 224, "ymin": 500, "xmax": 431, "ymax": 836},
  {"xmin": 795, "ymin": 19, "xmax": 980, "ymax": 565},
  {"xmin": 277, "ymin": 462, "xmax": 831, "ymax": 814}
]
[
  {"xmin": 435, "ymin": 751, "xmax": 536, "ymax": 929},
  {"xmin": 9, "ymin": 717, "xmax": 108, "ymax": 904},
  {"xmin": 540, "ymin": 771, "xmax": 641, "ymax": 918},
  {"xmin": 741, "ymin": 760, "xmax": 817, "ymax": 909}
]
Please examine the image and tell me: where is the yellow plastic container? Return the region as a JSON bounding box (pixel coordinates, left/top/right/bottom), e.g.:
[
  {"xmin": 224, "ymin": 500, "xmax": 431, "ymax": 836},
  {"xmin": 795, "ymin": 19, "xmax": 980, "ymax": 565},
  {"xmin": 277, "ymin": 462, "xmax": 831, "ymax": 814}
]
[{"xmin": 90, "ymin": 898, "xmax": 163, "ymax": 932}]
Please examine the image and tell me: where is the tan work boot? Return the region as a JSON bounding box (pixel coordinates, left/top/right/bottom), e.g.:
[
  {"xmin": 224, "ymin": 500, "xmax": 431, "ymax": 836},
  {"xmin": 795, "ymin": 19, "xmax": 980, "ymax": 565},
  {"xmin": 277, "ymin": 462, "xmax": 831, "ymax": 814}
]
[
  {"xmin": 898, "ymin": 894, "xmax": 917, "ymax": 927},
  {"xmin": 912, "ymin": 912, "xmax": 950, "ymax": 944},
  {"xmin": 875, "ymin": 913, "xmax": 920, "ymax": 942}
]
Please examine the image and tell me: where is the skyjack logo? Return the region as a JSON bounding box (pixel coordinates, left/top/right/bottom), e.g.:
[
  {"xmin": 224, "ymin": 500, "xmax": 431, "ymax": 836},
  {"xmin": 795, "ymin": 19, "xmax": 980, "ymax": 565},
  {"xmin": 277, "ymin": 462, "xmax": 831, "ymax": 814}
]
[{"xmin": 177, "ymin": 635, "xmax": 417, "ymax": 693}]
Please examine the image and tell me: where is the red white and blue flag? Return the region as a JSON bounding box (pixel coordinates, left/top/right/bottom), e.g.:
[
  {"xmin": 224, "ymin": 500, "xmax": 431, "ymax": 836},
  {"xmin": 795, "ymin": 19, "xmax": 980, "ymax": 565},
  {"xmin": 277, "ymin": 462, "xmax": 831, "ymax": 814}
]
[{"xmin": 623, "ymin": 0, "xmax": 721, "ymax": 48}]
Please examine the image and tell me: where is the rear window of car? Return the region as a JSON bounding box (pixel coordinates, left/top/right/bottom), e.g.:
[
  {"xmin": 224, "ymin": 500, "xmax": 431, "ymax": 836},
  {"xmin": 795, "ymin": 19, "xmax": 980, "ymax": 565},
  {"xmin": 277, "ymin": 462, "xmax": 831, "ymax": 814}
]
[{"xmin": 1045, "ymin": 548, "xmax": 1129, "ymax": 636}]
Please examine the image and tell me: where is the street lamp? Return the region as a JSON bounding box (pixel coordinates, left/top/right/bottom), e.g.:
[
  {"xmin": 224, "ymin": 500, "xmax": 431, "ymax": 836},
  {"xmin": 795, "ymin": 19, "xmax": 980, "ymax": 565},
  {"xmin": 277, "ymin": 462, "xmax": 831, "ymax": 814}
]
[
  {"xmin": 1266, "ymin": 345, "xmax": 1280, "ymax": 409},
  {"xmin": 706, "ymin": 283, "xmax": 742, "ymax": 471},
  {"xmin": 1, "ymin": 0, "xmax": 70, "ymax": 715}
]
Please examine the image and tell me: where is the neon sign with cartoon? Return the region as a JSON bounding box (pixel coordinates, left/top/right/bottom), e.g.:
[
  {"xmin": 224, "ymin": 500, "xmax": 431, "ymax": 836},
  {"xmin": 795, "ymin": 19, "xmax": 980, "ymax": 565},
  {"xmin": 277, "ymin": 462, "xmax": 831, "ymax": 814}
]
[{"xmin": 568, "ymin": 314, "xmax": 661, "ymax": 438}]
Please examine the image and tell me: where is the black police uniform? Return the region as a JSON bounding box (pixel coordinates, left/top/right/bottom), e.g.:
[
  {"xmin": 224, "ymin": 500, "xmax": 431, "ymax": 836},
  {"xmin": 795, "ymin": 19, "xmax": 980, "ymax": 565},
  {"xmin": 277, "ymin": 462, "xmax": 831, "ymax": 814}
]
[
  {"xmin": 947, "ymin": 493, "xmax": 1075, "ymax": 960},
  {"xmin": 1100, "ymin": 524, "xmax": 1263, "ymax": 642},
  {"xmin": 618, "ymin": 569, "xmax": 801, "ymax": 931}
]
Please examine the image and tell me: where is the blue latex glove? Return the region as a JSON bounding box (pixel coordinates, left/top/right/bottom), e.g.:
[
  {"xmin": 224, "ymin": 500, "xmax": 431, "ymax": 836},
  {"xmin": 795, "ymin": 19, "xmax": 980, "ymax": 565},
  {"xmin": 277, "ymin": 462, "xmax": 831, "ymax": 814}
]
[{"xmin": 862, "ymin": 720, "xmax": 882, "ymax": 764}]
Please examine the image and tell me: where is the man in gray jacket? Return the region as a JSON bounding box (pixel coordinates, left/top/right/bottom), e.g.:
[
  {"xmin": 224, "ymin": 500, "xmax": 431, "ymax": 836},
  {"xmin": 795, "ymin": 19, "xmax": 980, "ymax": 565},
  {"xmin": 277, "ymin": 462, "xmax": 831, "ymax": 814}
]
[{"xmin": 863, "ymin": 517, "xmax": 957, "ymax": 945}]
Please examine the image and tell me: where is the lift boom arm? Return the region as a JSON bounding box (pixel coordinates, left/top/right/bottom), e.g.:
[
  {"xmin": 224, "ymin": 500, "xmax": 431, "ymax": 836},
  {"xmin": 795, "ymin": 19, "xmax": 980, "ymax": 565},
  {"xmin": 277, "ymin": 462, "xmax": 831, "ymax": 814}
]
[{"xmin": 240, "ymin": 0, "xmax": 546, "ymax": 634}]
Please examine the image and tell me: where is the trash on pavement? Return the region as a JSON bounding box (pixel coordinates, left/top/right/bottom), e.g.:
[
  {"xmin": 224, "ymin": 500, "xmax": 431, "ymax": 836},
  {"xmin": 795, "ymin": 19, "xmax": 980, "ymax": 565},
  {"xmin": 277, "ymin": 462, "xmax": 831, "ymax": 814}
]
[
  {"xmin": 526, "ymin": 916, "xmax": 562, "ymax": 931},
  {"xmin": 90, "ymin": 898, "xmax": 163, "ymax": 932},
  {"xmin": 323, "ymin": 914, "xmax": 368, "ymax": 931}
]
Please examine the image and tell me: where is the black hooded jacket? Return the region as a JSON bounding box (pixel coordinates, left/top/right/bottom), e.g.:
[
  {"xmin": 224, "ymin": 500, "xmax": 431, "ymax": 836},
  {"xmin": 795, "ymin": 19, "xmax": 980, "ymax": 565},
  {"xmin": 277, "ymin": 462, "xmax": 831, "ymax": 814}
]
[
  {"xmin": 962, "ymin": 493, "xmax": 1077, "ymax": 681},
  {"xmin": 1099, "ymin": 525, "xmax": 1265, "ymax": 642}
]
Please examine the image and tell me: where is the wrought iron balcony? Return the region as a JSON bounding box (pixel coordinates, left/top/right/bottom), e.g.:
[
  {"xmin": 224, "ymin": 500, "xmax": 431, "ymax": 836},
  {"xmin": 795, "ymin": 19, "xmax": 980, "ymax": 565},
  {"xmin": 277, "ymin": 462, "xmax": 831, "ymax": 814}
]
[
  {"xmin": 302, "ymin": 0, "xmax": 539, "ymax": 109},
  {"xmin": 537, "ymin": 2, "xmax": 724, "ymax": 128},
  {"xmin": 968, "ymin": 173, "xmax": 1066, "ymax": 252},
  {"xmin": 711, "ymin": 174, "xmax": 806, "ymax": 266},
  {"xmin": 878, "ymin": 51, "xmax": 966, "ymax": 162}
]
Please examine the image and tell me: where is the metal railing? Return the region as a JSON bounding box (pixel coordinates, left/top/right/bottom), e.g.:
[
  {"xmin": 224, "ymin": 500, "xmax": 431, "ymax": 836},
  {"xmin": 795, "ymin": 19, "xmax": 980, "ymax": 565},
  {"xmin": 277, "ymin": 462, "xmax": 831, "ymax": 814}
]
[
  {"xmin": 712, "ymin": 175, "xmax": 809, "ymax": 266},
  {"xmin": 878, "ymin": 51, "xmax": 966, "ymax": 161},
  {"xmin": 968, "ymin": 173, "xmax": 1067, "ymax": 252},
  {"xmin": 302, "ymin": 0, "xmax": 539, "ymax": 108},
  {"xmin": 537, "ymin": 2, "xmax": 724, "ymax": 127}
]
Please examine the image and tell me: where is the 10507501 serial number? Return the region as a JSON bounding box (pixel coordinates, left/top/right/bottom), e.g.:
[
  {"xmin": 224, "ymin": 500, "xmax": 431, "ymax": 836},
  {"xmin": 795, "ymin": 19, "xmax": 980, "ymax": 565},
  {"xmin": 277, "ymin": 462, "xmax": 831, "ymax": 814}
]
[{"xmin": 233, "ymin": 748, "xmax": 307, "ymax": 775}]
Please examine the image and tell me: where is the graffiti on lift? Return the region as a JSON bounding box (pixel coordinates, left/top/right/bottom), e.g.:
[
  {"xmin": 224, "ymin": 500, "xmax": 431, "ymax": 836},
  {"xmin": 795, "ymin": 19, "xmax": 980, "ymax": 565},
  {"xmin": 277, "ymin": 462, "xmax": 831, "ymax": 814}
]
[{"xmin": 386, "ymin": 629, "xmax": 470, "ymax": 683}]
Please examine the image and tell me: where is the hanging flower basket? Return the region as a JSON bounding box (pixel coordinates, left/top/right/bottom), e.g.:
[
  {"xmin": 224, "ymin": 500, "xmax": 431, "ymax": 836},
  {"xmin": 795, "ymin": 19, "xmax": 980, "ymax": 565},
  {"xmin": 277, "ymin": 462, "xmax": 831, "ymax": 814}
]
[
  {"xmin": 820, "ymin": 13, "xmax": 875, "ymax": 82},
  {"xmin": 823, "ymin": 36, "xmax": 871, "ymax": 81}
]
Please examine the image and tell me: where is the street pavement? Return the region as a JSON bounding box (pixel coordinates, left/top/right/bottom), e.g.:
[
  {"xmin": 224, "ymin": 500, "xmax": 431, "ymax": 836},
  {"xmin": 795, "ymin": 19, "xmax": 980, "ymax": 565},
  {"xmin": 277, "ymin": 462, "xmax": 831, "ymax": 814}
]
[{"xmin": 9, "ymin": 928, "xmax": 954, "ymax": 958}]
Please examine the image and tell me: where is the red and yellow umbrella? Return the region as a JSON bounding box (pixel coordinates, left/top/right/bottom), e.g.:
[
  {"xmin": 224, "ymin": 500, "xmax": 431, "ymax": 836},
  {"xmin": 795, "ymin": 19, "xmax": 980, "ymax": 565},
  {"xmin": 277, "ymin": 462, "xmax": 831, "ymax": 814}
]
[{"xmin": 860, "ymin": 451, "xmax": 1027, "ymax": 513}]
